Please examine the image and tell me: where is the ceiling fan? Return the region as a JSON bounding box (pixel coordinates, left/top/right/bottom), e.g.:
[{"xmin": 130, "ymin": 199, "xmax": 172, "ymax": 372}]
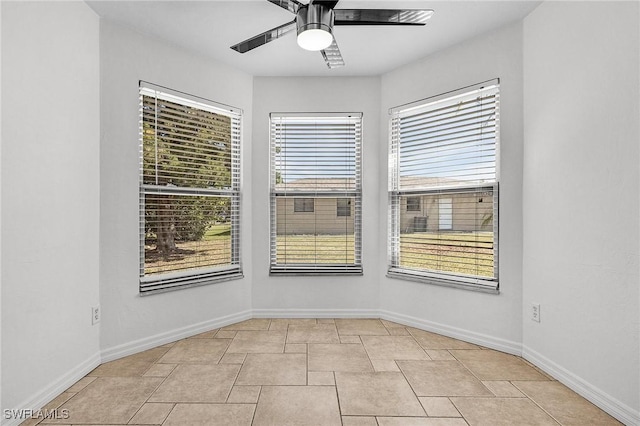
[{"xmin": 230, "ymin": 0, "xmax": 434, "ymax": 69}]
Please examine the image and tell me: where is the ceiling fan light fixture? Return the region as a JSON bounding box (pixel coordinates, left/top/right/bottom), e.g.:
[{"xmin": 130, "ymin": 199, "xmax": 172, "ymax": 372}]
[
  {"xmin": 297, "ymin": 28, "xmax": 333, "ymax": 51},
  {"xmin": 295, "ymin": 3, "xmax": 334, "ymax": 51}
]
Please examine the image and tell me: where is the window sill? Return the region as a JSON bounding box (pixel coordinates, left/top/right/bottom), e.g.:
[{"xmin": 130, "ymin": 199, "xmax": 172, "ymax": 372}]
[
  {"xmin": 386, "ymin": 269, "xmax": 499, "ymax": 294},
  {"xmin": 140, "ymin": 267, "xmax": 243, "ymax": 296},
  {"xmin": 270, "ymin": 265, "xmax": 363, "ymax": 276}
]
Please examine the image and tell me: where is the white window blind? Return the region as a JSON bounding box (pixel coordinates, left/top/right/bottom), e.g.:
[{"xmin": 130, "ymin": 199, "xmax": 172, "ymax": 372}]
[
  {"xmin": 139, "ymin": 82, "xmax": 242, "ymax": 294},
  {"xmin": 270, "ymin": 113, "xmax": 362, "ymax": 275},
  {"xmin": 388, "ymin": 80, "xmax": 499, "ymax": 292}
]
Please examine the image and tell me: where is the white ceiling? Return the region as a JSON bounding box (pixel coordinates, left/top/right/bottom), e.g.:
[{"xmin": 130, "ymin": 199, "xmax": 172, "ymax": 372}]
[{"xmin": 87, "ymin": 0, "xmax": 541, "ymax": 77}]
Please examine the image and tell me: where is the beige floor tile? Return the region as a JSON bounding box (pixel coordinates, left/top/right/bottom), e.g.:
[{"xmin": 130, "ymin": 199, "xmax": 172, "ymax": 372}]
[
  {"xmin": 128, "ymin": 403, "xmax": 173, "ymax": 424},
  {"xmin": 513, "ymin": 381, "xmax": 621, "ymax": 425},
  {"xmin": 371, "ymin": 359, "xmax": 400, "ymax": 372},
  {"xmin": 253, "ymin": 386, "xmax": 341, "ymax": 426},
  {"xmin": 398, "ymin": 360, "xmax": 493, "ymax": 397},
  {"xmin": 18, "ymin": 419, "xmax": 47, "ymax": 426},
  {"xmin": 236, "ymin": 353, "xmax": 307, "ymax": 385},
  {"xmin": 41, "ymin": 377, "xmax": 162, "ymax": 424},
  {"xmin": 19, "ymin": 392, "xmax": 77, "ymax": 425},
  {"xmin": 308, "ymin": 343, "xmax": 373, "ymax": 372},
  {"xmin": 159, "ymin": 342, "xmax": 175, "ymax": 348},
  {"xmin": 342, "ymin": 417, "xmax": 378, "ymax": 426},
  {"xmin": 88, "ymin": 347, "xmax": 169, "ymax": 377},
  {"xmin": 482, "ymin": 381, "xmax": 525, "ymax": 397},
  {"xmin": 335, "ymin": 371, "xmax": 425, "ymax": 416},
  {"xmin": 388, "ymin": 327, "xmax": 411, "ymax": 336},
  {"xmin": 215, "ymin": 330, "xmax": 237, "ymax": 339},
  {"xmin": 268, "ymin": 318, "xmax": 317, "ymax": 330},
  {"xmin": 284, "ymin": 343, "xmax": 307, "ymax": 353},
  {"xmin": 148, "ymin": 364, "xmax": 240, "ymax": 403},
  {"xmin": 408, "ymin": 329, "xmax": 479, "ymax": 350},
  {"xmin": 340, "ymin": 335, "xmax": 362, "ymax": 344},
  {"xmin": 362, "ymin": 335, "xmax": 430, "ymax": 360},
  {"xmin": 66, "ymin": 377, "xmax": 96, "ymax": 393},
  {"xmin": 188, "ymin": 329, "xmax": 218, "ymax": 339},
  {"xmin": 143, "ymin": 363, "xmax": 176, "ymax": 377},
  {"xmin": 43, "ymin": 391, "xmax": 77, "ymax": 409},
  {"xmin": 381, "ymin": 319, "xmax": 405, "ymax": 328},
  {"xmin": 287, "ymin": 323, "xmax": 340, "ymax": 343},
  {"xmin": 377, "ymin": 418, "xmax": 468, "ymax": 426},
  {"xmin": 308, "ymin": 371, "xmax": 335, "ymax": 385},
  {"xmin": 220, "ymin": 318, "xmax": 270, "ymax": 331},
  {"xmin": 227, "ymin": 386, "xmax": 261, "ymax": 403},
  {"xmin": 419, "ymin": 397, "xmax": 461, "ymax": 417},
  {"xmin": 157, "ymin": 338, "xmax": 229, "ymax": 364},
  {"xmin": 336, "ymin": 319, "xmax": 389, "ymax": 335},
  {"xmin": 451, "ymin": 397, "xmax": 558, "ymax": 425},
  {"xmin": 426, "ymin": 350, "xmax": 455, "ymax": 360},
  {"xmin": 220, "ymin": 353, "xmax": 247, "ymax": 364},
  {"xmin": 226, "ymin": 330, "xmax": 286, "ymax": 353},
  {"xmin": 317, "ymin": 318, "xmax": 336, "ymax": 323},
  {"xmin": 163, "ymin": 403, "xmax": 255, "ymax": 426},
  {"xmin": 450, "ymin": 349, "xmax": 548, "ymax": 381}
]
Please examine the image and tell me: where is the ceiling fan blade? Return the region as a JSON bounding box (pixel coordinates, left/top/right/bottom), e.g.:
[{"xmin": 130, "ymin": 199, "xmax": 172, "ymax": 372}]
[
  {"xmin": 310, "ymin": 0, "xmax": 340, "ymax": 9},
  {"xmin": 267, "ymin": 0, "xmax": 303, "ymax": 14},
  {"xmin": 334, "ymin": 9, "xmax": 434, "ymax": 25},
  {"xmin": 230, "ymin": 20, "xmax": 296, "ymax": 53},
  {"xmin": 321, "ymin": 38, "xmax": 345, "ymax": 69}
]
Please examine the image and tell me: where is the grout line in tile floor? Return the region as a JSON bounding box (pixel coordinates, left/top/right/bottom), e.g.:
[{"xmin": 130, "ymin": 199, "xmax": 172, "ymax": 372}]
[{"xmin": 21, "ymin": 318, "xmax": 622, "ymax": 426}]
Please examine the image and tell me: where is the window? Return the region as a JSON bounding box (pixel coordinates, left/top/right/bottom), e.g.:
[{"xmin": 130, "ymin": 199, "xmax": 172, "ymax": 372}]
[
  {"xmin": 294, "ymin": 198, "xmax": 315, "ymax": 213},
  {"xmin": 406, "ymin": 197, "xmax": 421, "ymax": 212},
  {"xmin": 337, "ymin": 198, "xmax": 351, "ymax": 217},
  {"xmin": 139, "ymin": 82, "xmax": 242, "ymax": 294},
  {"xmin": 270, "ymin": 113, "xmax": 362, "ymax": 274},
  {"xmin": 388, "ymin": 80, "xmax": 499, "ymax": 292}
]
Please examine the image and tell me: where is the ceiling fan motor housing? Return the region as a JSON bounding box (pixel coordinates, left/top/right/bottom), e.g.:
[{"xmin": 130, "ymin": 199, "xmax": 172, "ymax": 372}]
[{"xmin": 296, "ymin": 4, "xmax": 334, "ymax": 38}]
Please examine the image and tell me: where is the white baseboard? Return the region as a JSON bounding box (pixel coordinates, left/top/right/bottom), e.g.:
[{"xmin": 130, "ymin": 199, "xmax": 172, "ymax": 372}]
[
  {"xmin": 252, "ymin": 308, "xmax": 380, "ymax": 318},
  {"xmin": 380, "ymin": 309, "xmax": 522, "ymax": 355},
  {"xmin": 101, "ymin": 309, "xmax": 252, "ymax": 363},
  {"xmin": 522, "ymin": 345, "xmax": 639, "ymax": 426},
  {"xmin": 2, "ymin": 351, "xmax": 101, "ymax": 426}
]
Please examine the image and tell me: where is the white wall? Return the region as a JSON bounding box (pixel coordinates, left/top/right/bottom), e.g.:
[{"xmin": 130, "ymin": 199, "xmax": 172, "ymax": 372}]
[
  {"xmin": 251, "ymin": 77, "xmax": 381, "ymax": 315},
  {"xmin": 99, "ymin": 21, "xmax": 254, "ymax": 355},
  {"xmin": 0, "ymin": 0, "xmax": 4, "ymax": 416},
  {"xmin": 378, "ymin": 23, "xmax": 525, "ymax": 352},
  {"xmin": 522, "ymin": 2, "xmax": 639, "ymax": 422},
  {"xmin": 1, "ymin": 0, "xmax": 100, "ymax": 416}
]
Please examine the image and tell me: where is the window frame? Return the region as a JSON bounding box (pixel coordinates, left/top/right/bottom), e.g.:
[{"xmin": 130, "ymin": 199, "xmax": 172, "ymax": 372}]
[
  {"xmin": 293, "ymin": 198, "xmax": 315, "ymax": 213},
  {"xmin": 387, "ymin": 80, "xmax": 500, "ymax": 293},
  {"xmin": 269, "ymin": 112, "xmax": 363, "ymax": 275},
  {"xmin": 337, "ymin": 198, "xmax": 352, "ymax": 217},
  {"xmin": 406, "ymin": 196, "xmax": 421, "ymax": 212},
  {"xmin": 138, "ymin": 81, "xmax": 243, "ymax": 295}
]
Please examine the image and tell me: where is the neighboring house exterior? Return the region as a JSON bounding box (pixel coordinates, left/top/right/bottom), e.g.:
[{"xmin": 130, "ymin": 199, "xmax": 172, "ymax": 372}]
[
  {"xmin": 275, "ymin": 177, "xmax": 492, "ymax": 235},
  {"xmin": 400, "ymin": 192, "xmax": 494, "ymax": 233},
  {"xmin": 397, "ymin": 175, "xmax": 494, "ymax": 233},
  {"xmin": 274, "ymin": 178, "xmax": 355, "ymax": 235}
]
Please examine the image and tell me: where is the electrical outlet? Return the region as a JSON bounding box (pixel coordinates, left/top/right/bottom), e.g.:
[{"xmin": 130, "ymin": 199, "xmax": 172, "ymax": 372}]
[
  {"xmin": 92, "ymin": 305, "xmax": 100, "ymax": 325},
  {"xmin": 532, "ymin": 303, "xmax": 540, "ymax": 322}
]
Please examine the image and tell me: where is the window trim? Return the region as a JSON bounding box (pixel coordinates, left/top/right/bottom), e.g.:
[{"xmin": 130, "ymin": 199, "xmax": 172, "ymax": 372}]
[
  {"xmin": 138, "ymin": 81, "xmax": 243, "ymax": 295},
  {"xmin": 269, "ymin": 112, "xmax": 363, "ymax": 275},
  {"xmin": 387, "ymin": 79, "xmax": 500, "ymax": 293}
]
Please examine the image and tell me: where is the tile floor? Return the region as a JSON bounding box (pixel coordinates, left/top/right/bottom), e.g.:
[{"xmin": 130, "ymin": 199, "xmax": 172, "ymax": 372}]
[{"xmin": 23, "ymin": 318, "xmax": 621, "ymax": 426}]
